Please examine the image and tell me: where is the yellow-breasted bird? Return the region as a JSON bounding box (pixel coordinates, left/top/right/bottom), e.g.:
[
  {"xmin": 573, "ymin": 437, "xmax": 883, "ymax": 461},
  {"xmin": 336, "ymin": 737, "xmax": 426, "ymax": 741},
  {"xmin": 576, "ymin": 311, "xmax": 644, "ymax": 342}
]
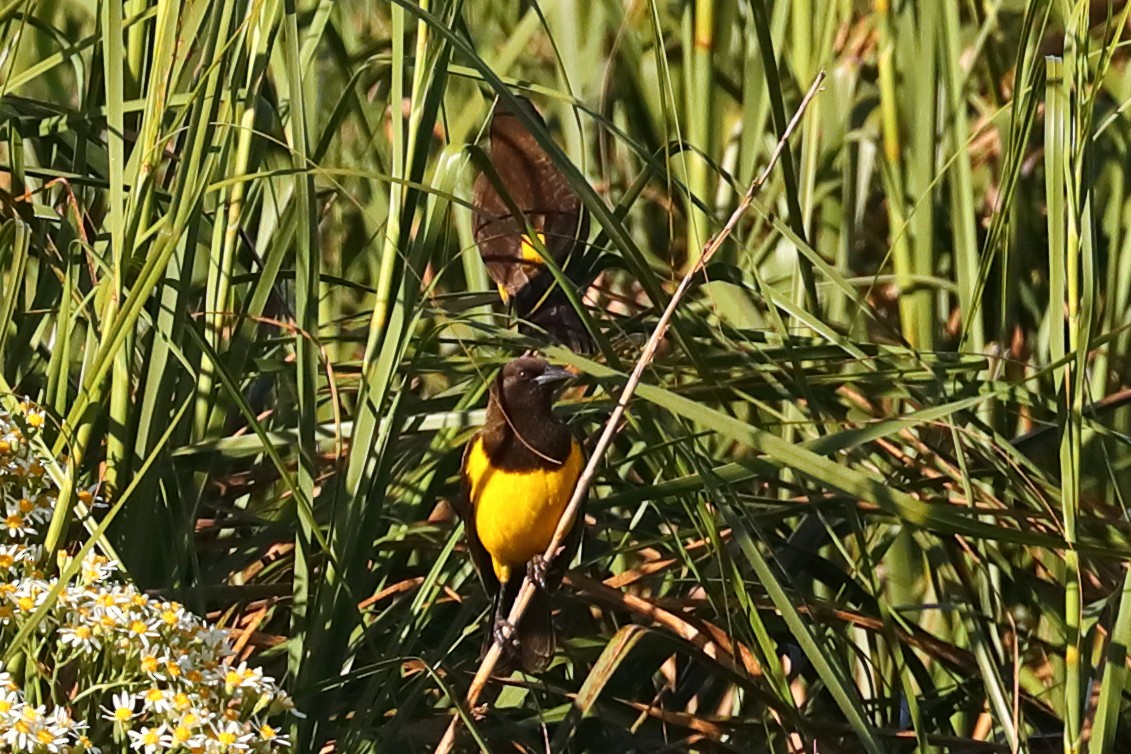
[
  {"xmin": 472, "ymin": 96, "xmax": 593, "ymax": 353},
  {"xmin": 457, "ymin": 357, "xmax": 585, "ymax": 673}
]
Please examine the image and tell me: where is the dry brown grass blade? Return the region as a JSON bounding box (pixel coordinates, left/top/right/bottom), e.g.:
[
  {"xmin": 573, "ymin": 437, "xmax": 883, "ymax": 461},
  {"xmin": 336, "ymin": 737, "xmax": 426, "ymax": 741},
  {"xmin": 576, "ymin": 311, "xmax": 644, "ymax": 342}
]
[
  {"xmin": 602, "ymin": 528, "xmax": 733, "ymax": 589},
  {"xmin": 434, "ymin": 70, "xmax": 828, "ymax": 753},
  {"xmin": 564, "ymin": 572, "xmax": 758, "ymax": 675}
]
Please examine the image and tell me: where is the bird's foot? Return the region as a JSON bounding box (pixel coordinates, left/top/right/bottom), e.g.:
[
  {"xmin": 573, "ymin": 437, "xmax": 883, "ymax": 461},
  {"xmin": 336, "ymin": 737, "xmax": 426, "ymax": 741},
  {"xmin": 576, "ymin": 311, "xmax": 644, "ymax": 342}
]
[
  {"xmin": 493, "ymin": 618, "xmax": 520, "ymax": 649},
  {"xmin": 527, "ymin": 554, "xmax": 550, "ymax": 591}
]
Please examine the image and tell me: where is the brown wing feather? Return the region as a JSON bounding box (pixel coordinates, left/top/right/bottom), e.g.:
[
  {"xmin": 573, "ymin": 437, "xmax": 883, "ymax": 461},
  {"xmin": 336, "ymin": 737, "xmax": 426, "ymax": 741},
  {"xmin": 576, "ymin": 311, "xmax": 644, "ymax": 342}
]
[
  {"xmin": 471, "ymin": 104, "xmax": 588, "ymax": 300},
  {"xmin": 458, "ymin": 436, "xmax": 499, "ymax": 595}
]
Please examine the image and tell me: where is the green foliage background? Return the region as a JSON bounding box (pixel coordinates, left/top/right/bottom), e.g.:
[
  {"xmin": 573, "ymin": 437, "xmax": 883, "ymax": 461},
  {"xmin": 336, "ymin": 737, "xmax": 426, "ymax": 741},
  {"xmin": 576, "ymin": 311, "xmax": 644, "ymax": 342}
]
[{"xmin": 3, "ymin": 0, "xmax": 1131, "ymax": 752}]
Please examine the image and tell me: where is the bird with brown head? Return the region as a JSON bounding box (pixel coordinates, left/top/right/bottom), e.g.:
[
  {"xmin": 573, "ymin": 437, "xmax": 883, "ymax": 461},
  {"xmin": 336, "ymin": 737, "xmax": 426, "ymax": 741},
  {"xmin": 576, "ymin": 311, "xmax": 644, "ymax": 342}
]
[{"xmin": 456, "ymin": 357, "xmax": 585, "ymax": 673}]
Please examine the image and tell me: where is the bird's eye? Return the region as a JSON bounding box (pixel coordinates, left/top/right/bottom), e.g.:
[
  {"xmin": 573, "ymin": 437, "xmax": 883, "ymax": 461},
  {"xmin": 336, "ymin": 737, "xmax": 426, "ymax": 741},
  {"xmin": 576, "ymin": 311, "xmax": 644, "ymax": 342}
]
[{"xmin": 517, "ymin": 369, "xmax": 528, "ymax": 380}]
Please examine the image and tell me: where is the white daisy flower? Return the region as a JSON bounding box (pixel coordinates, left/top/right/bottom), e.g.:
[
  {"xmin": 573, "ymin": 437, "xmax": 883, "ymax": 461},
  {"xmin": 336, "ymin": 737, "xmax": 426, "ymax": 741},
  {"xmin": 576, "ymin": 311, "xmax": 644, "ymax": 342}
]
[
  {"xmin": 257, "ymin": 721, "xmax": 290, "ymax": 747},
  {"xmin": 211, "ymin": 719, "xmax": 254, "ymax": 752},
  {"xmin": 2, "ymin": 703, "xmax": 45, "ymax": 751},
  {"xmin": 59, "ymin": 623, "xmax": 102, "ymax": 654},
  {"xmin": 127, "ymin": 724, "xmax": 171, "ymax": 753},
  {"xmin": 2, "ymin": 511, "xmax": 34, "ymax": 538},
  {"xmin": 101, "ymin": 690, "xmax": 136, "ymax": 724}
]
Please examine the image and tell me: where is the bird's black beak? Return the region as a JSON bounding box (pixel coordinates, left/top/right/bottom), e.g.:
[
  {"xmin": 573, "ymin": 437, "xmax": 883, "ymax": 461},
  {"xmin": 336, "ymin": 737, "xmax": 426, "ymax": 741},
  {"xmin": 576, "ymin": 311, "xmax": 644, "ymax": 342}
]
[{"xmin": 533, "ymin": 365, "xmax": 574, "ymax": 387}]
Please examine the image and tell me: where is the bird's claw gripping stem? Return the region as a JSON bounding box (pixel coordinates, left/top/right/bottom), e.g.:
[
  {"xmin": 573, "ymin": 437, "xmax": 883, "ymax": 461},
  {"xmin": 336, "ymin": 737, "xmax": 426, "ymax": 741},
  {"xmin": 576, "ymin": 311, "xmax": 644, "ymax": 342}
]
[
  {"xmin": 527, "ymin": 554, "xmax": 550, "ymax": 591},
  {"xmin": 493, "ymin": 618, "xmax": 519, "ymax": 649}
]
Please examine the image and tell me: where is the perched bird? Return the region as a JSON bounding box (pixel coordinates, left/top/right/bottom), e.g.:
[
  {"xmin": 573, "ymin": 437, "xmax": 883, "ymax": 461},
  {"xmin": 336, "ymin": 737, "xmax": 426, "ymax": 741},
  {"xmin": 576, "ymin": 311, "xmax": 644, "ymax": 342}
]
[
  {"xmin": 457, "ymin": 357, "xmax": 585, "ymax": 673},
  {"xmin": 472, "ymin": 96, "xmax": 593, "ymax": 353}
]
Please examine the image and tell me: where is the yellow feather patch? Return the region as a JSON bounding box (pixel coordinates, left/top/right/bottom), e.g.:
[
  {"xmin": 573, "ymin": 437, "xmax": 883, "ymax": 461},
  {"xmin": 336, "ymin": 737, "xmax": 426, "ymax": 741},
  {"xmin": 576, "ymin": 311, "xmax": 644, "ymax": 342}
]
[
  {"xmin": 520, "ymin": 232, "xmax": 546, "ymax": 264},
  {"xmin": 465, "ymin": 436, "xmax": 583, "ymax": 582}
]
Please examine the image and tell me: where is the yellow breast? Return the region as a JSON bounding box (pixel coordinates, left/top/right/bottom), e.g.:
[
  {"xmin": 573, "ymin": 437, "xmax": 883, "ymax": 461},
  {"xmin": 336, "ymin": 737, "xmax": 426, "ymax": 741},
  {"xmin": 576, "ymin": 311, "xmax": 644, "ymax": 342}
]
[{"xmin": 465, "ymin": 436, "xmax": 583, "ymax": 583}]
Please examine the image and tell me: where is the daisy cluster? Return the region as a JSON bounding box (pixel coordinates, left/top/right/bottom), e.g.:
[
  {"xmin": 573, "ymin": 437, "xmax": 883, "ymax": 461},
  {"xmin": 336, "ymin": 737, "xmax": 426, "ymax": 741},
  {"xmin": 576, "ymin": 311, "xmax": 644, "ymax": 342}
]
[{"xmin": 0, "ymin": 402, "xmax": 294, "ymax": 752}]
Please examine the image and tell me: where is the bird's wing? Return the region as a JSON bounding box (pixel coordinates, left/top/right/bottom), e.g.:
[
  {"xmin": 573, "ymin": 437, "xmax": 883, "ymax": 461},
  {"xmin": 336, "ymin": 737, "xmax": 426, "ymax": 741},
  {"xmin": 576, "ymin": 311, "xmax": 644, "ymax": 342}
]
[
  {"xmin": 458, "ymin": 436, "xmax": 499, "ymax": 594},
  {"xmin": 541, "ymin": 207, "xmax": 589, "ymax": 266},
  {"xmin": 471, "ymin": 106, "xmax": 589, "ymax": 299},
  {"xmin": 471, "ymin": 160, "xmax": 536, "ymax": 299}
]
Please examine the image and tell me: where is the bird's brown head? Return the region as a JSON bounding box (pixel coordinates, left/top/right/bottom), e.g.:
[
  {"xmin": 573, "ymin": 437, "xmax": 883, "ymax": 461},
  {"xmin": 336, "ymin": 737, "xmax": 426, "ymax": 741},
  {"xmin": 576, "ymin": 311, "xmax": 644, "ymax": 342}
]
[{"xmin": 489, "ymin": 357, "xmax": 573, "ymax": 422}]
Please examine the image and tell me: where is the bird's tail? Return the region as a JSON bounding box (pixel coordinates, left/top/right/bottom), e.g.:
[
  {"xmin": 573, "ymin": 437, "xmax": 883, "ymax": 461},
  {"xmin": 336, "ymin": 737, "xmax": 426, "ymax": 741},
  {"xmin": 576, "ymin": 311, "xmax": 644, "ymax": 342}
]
[
  {"xmin": 516, "ymin": 588, "xmax": 555, "ymax": 674},
  {"xmin": 515, "ymin": 284, "xmax": 593, "ymax": 354},
  {"xmin": 489, "ymin": 579, "xmax": 556, "ymax": 675}
]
